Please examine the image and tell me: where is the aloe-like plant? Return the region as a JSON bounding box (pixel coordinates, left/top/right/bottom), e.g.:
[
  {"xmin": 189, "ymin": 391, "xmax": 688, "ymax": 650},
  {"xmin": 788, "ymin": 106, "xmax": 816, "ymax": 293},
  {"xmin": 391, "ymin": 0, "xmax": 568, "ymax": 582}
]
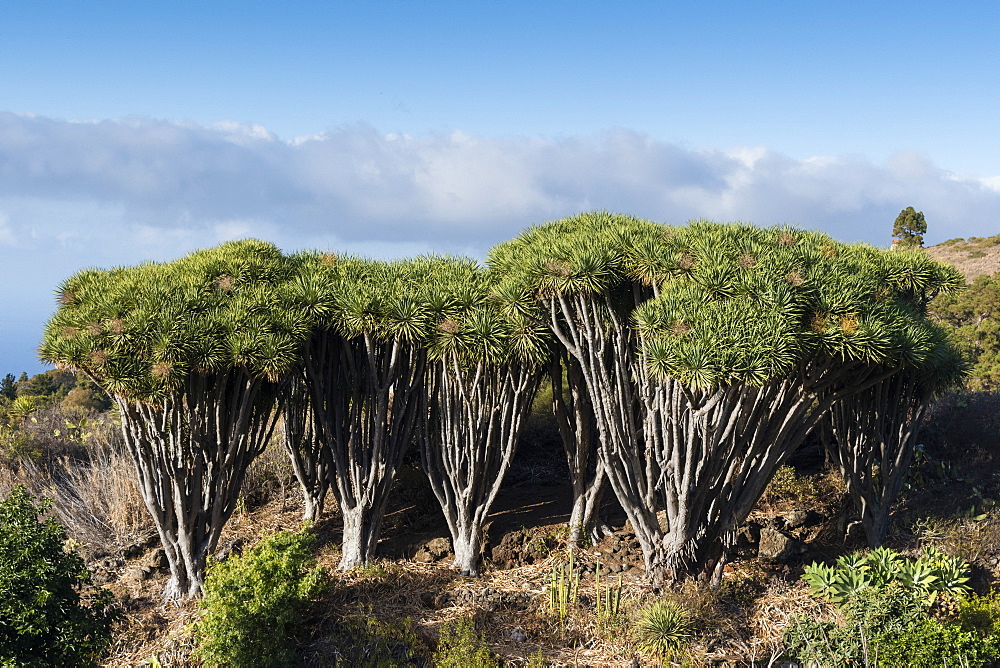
[
  {"xmin": 803, "ymin": 546, "xmax": 971, "ymax": 605},
  {"xmin": 636, "ymin": 599, "xmax": 693, "ymax": 659}
]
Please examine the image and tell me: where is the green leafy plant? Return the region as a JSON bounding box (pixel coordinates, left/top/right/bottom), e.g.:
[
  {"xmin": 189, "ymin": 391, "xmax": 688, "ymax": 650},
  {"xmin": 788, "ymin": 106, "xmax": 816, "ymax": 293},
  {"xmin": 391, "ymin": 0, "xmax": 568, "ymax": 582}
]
[
  {"xmin": 785, "ymin": 584, "xmax": 998, "ymax": 667},
  {"xmin": 959, "ymin": 590, "xmax": 1000, "ymax": 640},
  {"xmin": 432, "ymin": 616, "xmax": 499, "ymax": 668},
  {"xmin": 635, "ymin": 599, "xmax": 693, "ymax": 660},
  {"xmin": 0, "ymin": 485, "xmax": 118, "ymax": 666},
  {"xmin": 802, "ymin": 546, "xmax": 970, "ymax": 604},
  {"xmin": 929, "ymin": 270, "xmax": 1000, "ymax": 391},
  {"xmin": 193, "ymin": 529, "xmax": 330, "ymax": 667}
]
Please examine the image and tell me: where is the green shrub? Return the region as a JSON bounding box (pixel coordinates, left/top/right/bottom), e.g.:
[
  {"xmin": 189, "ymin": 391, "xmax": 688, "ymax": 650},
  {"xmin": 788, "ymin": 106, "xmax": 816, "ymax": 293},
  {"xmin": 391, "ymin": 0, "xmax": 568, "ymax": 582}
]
[
  {"xmin": 432, "ymin": 616, "xmax": 498, "ymax": 668},
  {"xmin": 959, "ymin": 591, "xmax": 1000, "ymax": 639},
  {"xmin": 787, "ymin": 569, "xmax": 1000, "ymax": 666},
  {"xmin": 194, "ymin": 529, "xmax": 330, "ymax": 667},
  {"xmin": 0, "ymin": 485, "xmax": 118, "ymax": 666}
]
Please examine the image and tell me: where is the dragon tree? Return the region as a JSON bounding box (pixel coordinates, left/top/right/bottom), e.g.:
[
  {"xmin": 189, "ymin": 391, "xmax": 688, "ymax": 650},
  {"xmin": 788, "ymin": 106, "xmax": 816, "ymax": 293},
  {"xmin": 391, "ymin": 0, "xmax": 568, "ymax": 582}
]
[
  {"xmin": 490, "ymin": 212, "xmax": 961, "ymax": 585},
  {"xmin": 41, "ymin": 240, "xmax": 303, "ymax": 598},
  {"xmin": 824, "ymin": 252, "xmax": 964, "ymax": 546},
  {"xmin": 280, "ymin": 369, "xmax": 330, "ymax": 522},
  {"xmin": 549, "ymin": 343, "xmax": 610, "ymax": 545},
  {"xmin": 419, "ymin": 260, "xmax": 546, "ymax": 576},
  {"xmin": 288, "ymin": 254, "xmax": 444, "ymax": 571}
]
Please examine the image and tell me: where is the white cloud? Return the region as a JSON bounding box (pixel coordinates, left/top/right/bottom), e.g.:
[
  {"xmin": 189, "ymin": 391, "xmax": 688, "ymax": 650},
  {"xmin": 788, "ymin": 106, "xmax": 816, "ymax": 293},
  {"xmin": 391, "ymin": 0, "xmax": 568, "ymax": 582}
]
[
  {"xmin": 0, "ymin": 212, "xmax": 14, "ymax": 246},
  {"xmin": 4, "ymin": 111, "xmax": 1000, "ymax": 373},
  {"xmin": 3, "ymin": 112, "xmax": 998, "ymax": 255}
]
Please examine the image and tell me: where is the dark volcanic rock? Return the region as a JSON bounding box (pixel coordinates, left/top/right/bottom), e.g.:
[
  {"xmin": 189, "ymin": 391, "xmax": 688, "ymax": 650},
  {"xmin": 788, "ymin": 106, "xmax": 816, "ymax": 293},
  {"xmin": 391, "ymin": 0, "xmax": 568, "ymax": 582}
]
[{"xmin": 757, "ymin": 527, "xmax": 805, "ymax": 563}]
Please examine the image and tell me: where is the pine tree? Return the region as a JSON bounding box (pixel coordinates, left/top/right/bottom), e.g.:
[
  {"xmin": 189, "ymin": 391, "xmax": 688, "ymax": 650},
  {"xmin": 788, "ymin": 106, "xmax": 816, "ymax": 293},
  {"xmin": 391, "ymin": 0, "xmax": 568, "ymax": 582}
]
[{"xmin": 893, "ymin": 206, "xmax": 927, "ymax": 248}]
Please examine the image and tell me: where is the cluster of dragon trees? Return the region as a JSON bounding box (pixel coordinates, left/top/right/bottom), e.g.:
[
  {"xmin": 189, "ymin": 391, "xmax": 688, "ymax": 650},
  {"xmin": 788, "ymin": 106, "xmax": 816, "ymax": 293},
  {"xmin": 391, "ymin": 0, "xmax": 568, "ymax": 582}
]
[{"xmin": 40, "ymin": 213, "xmax": 964, "ymax": 599}]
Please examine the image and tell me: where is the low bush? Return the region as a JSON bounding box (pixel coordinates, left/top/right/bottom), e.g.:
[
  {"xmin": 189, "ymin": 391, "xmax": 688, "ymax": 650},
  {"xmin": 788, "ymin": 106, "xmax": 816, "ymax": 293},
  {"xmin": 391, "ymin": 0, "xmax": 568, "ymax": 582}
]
[
  {"xmin": 193, "ymin": 529, "xmax": 330, "ymax": 667},
  {"xmin": 787, "ymin": 547, "xmax": 1000, "ymax": 666},
  {"xmin": 758, "ymin": 465, "xmax": 846, "ymax": 515},
  {"xmin": 0, "ymin": 485, "xmax": 119, "ymax": 666},
  {"xmin": 432, "ymin": 616, "xmax": 499, "ymax": 668},
  {"xmin": 802, "ymin": 546, "xmax": 970, "ymax": 604},
  {"xmin": 785, "ymin": 584, "xmax": 998, "ymax": 667}
]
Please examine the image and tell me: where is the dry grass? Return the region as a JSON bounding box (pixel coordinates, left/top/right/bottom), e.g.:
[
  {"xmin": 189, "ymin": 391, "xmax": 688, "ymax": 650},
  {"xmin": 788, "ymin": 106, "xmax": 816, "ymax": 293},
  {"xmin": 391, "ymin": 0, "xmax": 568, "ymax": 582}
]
[
  {"xmin": 754, "ymin": 465, "xmax": 848, "ymax": 520},
  {"xmin": 735, "ymin": 576, "xmax": 831, "ymax": 664},
  {"xmin": 7, "ymin": 396, "xmax": 997, "ymax": 666},
  {"xmin": 0, "ymin": 440, "xmax": 150, "ymax": 558},
  {"xmin": 239, "ymin": 437, "xmax": 297, "ymax": 510},
  {"xmin": 925, "ymin": 236, "xmax": 1000, "ymax": 282}
]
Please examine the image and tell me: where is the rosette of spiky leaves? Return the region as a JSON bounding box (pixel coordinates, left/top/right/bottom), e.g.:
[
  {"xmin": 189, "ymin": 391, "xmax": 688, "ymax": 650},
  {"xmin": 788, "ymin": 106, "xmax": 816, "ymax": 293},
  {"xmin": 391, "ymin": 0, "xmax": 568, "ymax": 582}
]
[
  {"xmin": 632, "ymin": 222, "xmax": 964, "ymax": 389},
  {"xmin": 635, "ymin": 282, "xmax": 804, "ymax": 389},
  {"xmin": 489, "ymin": 210, "xmax": 666, "ymax": 307},
  {"xmin": 41, "ymin": 240, "xmax": 306, "ymax": 403},
  {"xmin": 425, "ymin": 264, "xmax": 548, "ymax": 369},
  {"xmin": 288, "ymin": 252, "xmax": 480, "ymax": 346}
]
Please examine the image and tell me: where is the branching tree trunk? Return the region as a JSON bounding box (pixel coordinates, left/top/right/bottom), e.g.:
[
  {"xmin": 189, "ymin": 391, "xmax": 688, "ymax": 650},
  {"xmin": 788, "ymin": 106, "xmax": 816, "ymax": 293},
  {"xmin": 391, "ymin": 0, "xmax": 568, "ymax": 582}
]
[
  {"xmin": 826, "ymin": 370, "xmax": 929, "ymax": 547},
  {"xmin": 547, "ymin": 289, "xmax": 876, "ymax": 585},
  {"xmin": 636, "ymin": 367, "xmax": 844, "ymax": 584},
  {"xmin": 420, "ymin": 355, "xmax": 542, "ymax": 576},
  {"xmin": 115, "ymin": 370, "xmax": 281, "ymax": 599},
  {"xmin": 550, "ymin": 347, "xmax": 610, "ymax": 546},
  {"xmin": 304, "ymin": 331, "xmax": 426, "ymax": 571},
  {"xmin": 546, "ymin": 289, "xmax": 669, "ymax": 574},
  {"xmin": 281, "ymin": 370, "xmax": 329, "ymax": 522}
]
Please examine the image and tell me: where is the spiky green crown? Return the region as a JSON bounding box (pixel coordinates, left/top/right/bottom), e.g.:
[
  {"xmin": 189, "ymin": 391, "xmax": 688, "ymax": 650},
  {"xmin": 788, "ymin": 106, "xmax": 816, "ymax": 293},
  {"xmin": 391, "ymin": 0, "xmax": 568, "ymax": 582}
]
[
  {"xmin": 489, "ymin": 210, "xmax": 663, "ymax": 302},
  {"xmin": 288, "ymin": 252, "xmax": 547, "ymax": 365},
  {"xmin": 489, "ymin": 212, "xmax": 963, "ymax": 389},
  {"xmin": 426, "ymin": 268, "xmax": 548, "ymax": 367},
  {"xmin": 40, "ymin": 240, "xmax": 306, "ymax": 401},
  {"xmin": 633, "ymin": 223, "xmax": 964, "ymax": 388}
]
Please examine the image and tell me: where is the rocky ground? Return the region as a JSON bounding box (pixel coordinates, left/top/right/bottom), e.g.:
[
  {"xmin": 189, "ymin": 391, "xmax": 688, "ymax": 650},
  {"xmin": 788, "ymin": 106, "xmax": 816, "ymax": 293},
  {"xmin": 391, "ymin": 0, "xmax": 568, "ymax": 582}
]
[{"xmin": 73, "ymin": 393, "xmax": 1000, "ymax": 666}]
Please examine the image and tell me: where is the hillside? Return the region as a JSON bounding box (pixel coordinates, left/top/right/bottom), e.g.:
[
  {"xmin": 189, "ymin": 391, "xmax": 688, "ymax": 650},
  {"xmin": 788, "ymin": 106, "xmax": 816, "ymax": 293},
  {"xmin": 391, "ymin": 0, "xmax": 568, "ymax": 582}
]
[{"xmin": 925, "ymin": 234, "xmax": 1000, "ymax": 282}]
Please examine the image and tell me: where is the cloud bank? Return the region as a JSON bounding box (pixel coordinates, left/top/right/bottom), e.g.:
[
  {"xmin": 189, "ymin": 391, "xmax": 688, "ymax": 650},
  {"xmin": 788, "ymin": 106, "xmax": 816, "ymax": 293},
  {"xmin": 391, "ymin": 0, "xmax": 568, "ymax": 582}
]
[
  {"xmin": 2, "ymin": 111, "xmax": 999, "ymax": 372},
  {"xmin": 3, "ymin": 112, "xmax": 998, "ymax": 255}
]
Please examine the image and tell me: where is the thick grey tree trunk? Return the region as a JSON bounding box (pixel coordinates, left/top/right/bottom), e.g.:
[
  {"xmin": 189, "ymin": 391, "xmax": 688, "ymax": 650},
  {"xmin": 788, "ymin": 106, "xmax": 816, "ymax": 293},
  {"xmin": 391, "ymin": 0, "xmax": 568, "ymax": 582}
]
[
  {"xmin": 115, "ymin": 370, "xmax": 281, "ymax": 599},
  {"xmin": 420, "ymin": 355, "xmax": 542, "ymax": 576},
  {"xmin": 545, "ymin": 290, "xmax": 881, "ymax": 585},
  {"xmin": 338, "ymin": 502, "xmax": 388, "ymax": 570},
  {"xmin": 304, "ymin": 331, "xmax": 426, "ymax": 571}
]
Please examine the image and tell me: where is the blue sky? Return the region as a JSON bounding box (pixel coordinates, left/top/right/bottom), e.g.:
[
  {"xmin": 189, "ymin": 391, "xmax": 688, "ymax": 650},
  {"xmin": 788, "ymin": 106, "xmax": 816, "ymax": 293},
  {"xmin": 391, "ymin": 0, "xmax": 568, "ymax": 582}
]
[{"xmin": 2, "ymin": 1, "xmax": 1000, "ymax": 375}]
